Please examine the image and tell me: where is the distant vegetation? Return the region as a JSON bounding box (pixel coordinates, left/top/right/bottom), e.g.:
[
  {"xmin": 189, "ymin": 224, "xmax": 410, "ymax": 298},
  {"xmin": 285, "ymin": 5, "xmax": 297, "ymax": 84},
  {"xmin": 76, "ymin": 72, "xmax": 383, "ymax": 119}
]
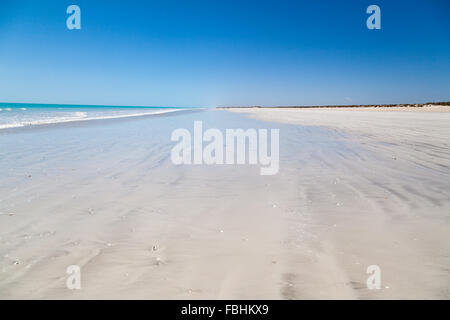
[
  {"xmin": 427, "ymin": 101, "xmax": 450, "ymax": 106},
  {"xmin": 221, "ymin": 102, "xmax": 450, "ymax": 108}
]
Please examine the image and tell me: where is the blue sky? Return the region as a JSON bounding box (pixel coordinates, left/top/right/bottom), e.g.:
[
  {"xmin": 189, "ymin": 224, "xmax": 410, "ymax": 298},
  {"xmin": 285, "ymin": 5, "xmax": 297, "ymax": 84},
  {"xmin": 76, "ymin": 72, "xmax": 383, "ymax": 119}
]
[{"xmin": 0, "ymin": 0, "xmax": 449, "ymax": 107}]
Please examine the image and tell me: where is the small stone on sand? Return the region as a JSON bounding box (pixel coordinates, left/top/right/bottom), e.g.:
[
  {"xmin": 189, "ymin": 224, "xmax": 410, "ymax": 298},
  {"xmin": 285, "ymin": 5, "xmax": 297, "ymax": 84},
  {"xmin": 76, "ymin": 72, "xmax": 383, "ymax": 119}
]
[{"xmin": 0, "ymin": 212, "xmax": 15, "ymax": 217}]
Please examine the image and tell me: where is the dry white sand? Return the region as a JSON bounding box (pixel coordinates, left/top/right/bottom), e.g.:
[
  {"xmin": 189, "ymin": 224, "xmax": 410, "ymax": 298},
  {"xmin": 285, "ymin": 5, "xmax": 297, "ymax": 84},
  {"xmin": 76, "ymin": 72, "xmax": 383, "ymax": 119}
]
[
  {"xmin": 1, "ymin": 108, "xmax": 449, "ymax": 299},
  {"xmin": 224, "ymin": 106, "xmax": 450, "ymax": 299}
]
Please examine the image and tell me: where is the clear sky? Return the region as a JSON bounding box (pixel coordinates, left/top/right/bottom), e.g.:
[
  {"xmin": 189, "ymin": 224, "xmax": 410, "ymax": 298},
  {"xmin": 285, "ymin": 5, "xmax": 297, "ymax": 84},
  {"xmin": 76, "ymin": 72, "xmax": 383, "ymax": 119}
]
[{"xmin": 0, "ymin": 0, "xmax": 449, "ymax": 107}]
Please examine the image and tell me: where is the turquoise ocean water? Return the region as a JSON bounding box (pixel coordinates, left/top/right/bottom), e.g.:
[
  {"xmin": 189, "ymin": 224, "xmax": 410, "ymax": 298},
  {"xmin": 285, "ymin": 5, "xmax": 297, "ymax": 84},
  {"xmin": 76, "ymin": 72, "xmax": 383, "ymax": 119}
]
[{"xmin": 0, "ymin": 103, "xmax": 184, "ymax": 129}]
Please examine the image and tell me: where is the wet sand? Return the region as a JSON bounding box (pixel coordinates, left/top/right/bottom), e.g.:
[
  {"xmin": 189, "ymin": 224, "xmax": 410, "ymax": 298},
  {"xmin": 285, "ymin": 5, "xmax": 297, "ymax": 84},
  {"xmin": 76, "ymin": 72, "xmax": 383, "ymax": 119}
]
[{"xmin": 1, "ymin": 108, "xmax": 449, "ymax": 299}]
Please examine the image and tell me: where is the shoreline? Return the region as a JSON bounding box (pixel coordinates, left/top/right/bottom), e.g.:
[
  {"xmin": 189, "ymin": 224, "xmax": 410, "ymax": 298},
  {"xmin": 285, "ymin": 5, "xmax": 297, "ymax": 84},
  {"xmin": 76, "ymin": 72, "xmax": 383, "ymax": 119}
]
[{"xmin": 0, "ymin": 108, "xmax": 204, "ymax": 133}]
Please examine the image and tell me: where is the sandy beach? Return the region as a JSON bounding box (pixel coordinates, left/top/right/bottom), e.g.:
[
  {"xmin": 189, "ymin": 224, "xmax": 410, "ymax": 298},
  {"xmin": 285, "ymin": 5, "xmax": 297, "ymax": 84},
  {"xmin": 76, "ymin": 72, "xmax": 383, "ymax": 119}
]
[{"xmin": 1, "ymin": 107, "xmax": 450, "ymax": 299}]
